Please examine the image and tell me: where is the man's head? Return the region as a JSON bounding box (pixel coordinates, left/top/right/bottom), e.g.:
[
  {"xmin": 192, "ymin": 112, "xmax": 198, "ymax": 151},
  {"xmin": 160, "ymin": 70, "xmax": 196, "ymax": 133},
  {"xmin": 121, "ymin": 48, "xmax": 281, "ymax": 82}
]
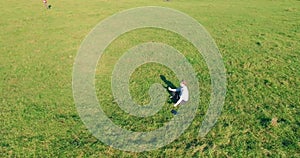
[{"xmin": 180, "ymin": 80, "xmax": 187, "ymax": 87}]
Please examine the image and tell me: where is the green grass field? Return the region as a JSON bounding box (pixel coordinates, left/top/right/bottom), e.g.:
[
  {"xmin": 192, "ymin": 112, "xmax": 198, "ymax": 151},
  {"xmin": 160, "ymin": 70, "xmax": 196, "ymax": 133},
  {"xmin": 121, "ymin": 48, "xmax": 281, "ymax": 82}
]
[{"xmin": 1, "ymin": 0, "xmax": 299, "ymax": 157}]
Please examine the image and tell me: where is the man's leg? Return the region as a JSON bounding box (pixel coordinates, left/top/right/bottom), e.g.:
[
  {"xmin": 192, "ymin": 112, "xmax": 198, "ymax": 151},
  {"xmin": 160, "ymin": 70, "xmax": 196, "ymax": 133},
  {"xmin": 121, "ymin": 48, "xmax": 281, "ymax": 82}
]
[
  {"xmin": 179, "ymin": 100, "xmax": 187, "ymax": 105},
  {"xmin": 170, "ymin": 91, "xmax": 180, "ymax": 103}
]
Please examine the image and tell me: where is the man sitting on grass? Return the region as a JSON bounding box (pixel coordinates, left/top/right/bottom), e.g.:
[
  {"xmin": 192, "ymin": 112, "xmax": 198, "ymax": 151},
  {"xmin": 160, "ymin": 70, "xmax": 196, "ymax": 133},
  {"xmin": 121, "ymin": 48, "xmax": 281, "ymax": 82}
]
[{"xmin": 168, "ymin": 80, "xmax": 189, "ymax": 107}]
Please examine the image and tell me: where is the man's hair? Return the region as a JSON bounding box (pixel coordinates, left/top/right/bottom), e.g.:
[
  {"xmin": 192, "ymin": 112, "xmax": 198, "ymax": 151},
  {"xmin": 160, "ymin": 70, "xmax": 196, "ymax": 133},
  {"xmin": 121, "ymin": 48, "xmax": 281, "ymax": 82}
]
[{"xmin": 181, "ymin": 80, "xmax": 187, "ymax": 86}]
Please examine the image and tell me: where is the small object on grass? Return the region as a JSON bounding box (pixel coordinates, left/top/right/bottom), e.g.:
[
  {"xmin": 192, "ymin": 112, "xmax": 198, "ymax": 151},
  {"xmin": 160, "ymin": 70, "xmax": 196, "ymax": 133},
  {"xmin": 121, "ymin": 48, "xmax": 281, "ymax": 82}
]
[
  {"xmin": 171, "ymin": 109, "xmax": 177, "ymax": 115},
  {"xmin": 271, "ymin": 117, "xmax": 278, "ymax": 126},
  {"xmin": 48, "ymin": 5, "xmax": 52, "ymax": 9},
  {"xmin": 256, "ymin": 41, "xmax": 262, "ymax": 46}
]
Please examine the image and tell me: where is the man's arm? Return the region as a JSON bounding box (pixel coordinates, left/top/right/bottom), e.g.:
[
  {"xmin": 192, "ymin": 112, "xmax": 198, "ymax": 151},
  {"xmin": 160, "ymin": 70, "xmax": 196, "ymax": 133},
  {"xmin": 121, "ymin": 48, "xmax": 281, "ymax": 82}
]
[{"xmin": 168, "ymin": 87, "xmax": 177, "ymax": 92}]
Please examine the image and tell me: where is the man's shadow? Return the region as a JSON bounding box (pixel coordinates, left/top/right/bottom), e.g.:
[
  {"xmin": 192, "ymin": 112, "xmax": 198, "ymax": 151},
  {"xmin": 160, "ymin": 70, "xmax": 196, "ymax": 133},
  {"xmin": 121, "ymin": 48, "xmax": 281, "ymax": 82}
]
[{"xmin": 160, "ymin": 75, "xmax": 179, "ymax": 104}]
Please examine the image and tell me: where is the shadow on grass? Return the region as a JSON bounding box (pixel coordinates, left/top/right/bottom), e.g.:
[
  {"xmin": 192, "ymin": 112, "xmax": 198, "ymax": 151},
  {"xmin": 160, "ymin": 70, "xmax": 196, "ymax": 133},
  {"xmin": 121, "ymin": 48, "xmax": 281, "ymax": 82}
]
[
  {"xmin": 160, "ymin": 75, "xmax": 178, "ymax": 103},
  {"xmin": 160, "ymin": 75, "xmax": 176, "ymax": 89}
]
